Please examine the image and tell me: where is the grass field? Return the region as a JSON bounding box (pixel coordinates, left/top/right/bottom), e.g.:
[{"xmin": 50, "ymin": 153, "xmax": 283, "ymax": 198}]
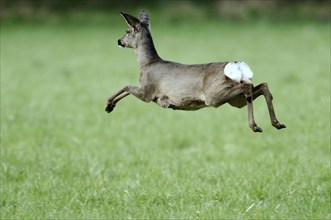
[{"xmin": 1, "ymin": 11, "xmax": 330, "ymax": 219}]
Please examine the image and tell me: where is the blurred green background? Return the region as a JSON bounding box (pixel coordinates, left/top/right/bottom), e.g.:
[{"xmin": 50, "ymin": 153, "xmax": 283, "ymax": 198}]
[
  {"xmin": 1, "ymin": 0, "xmax": 330, "ymax": 219},
  {"xmin": 1, "ymin": 0, "xmax": 330, "ymax": 22}
]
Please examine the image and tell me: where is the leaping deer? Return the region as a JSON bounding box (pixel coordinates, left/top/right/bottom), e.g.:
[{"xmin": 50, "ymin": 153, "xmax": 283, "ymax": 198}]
[{"xmin": 105, "ymin": 10, "xmax": 286, "ymax": 132}]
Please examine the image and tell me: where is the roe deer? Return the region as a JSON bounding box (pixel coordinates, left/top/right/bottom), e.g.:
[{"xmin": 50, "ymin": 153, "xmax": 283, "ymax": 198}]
[{"xmin": 105, "ymin": 10, "xmax": 286, "ymax": 132}]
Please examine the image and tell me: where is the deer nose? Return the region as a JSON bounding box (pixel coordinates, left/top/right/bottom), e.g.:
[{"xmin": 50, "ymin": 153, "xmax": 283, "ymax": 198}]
[{"xmin": 118, "ymin": 39, "xmax": 124, "ymax": 47}]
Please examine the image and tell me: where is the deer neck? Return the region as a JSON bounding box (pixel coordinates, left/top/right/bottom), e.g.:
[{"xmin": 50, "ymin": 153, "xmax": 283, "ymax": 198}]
[{"xmin": 135, "ymin": 32, "xmax": 160, "ymax": 68}]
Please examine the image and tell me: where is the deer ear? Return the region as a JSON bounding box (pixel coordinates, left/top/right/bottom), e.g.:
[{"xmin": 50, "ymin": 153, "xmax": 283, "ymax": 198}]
[
  {"xmin": 120, "ymin": 12, "xmax": 140, "ymax": 28},
  {"xmin": 140, "ymin": 10, "xmax": 150, "ymax": 28}
]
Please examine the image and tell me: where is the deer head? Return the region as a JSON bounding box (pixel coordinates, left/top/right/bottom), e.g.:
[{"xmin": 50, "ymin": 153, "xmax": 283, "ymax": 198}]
[{"xmin": 117, "ymin": 10, "xmax": 151, "ymax": 49}]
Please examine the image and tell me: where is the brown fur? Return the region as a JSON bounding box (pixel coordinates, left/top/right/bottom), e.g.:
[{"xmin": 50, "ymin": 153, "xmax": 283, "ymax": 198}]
[{"xmin": 105, "ymin": 10, "xmax": 286, "ymax": 132}]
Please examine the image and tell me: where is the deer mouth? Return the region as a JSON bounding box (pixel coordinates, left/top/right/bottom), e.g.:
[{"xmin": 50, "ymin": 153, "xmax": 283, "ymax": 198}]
[{"xmin": 118, "ymin": 39, "xmax": 125, "ymax": 48}]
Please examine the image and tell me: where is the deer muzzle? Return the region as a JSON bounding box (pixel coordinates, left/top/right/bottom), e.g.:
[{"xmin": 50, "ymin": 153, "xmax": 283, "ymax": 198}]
[{"xmin": 118, "ymin": 39, "xmax": 125, "ymax": 48}]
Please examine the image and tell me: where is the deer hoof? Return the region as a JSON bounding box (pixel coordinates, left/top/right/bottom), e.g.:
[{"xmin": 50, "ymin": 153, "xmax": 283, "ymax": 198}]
[
  {"xmin": 273, "ymin": 123, "xmax": 286, "ymax": 130},
  {"xmin": 253, "ymin": 126, "xmax": 263, "ymax": 133},
  {"xmin": 105, "ymin": 103, "xmax": 115, "ymax": 113},
  {"xmin": 250, "ymin": 123, "xmax": 263, "ymax": 133}
]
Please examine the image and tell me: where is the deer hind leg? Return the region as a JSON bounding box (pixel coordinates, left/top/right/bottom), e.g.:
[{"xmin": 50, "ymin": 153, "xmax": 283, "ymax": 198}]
[
  {"xmin": 252, "ymin": 83, "xmax": 286, "ymax": 130},
  {"xmin": 243, "ymin": 83, "xmax": 263, "ymax": 133}
]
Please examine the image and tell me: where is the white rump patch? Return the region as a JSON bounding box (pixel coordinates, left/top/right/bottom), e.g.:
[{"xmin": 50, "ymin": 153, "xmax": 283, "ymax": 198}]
[{"xmin": 224, "ymin": 61, "xmax": 254, "ymax": 83}]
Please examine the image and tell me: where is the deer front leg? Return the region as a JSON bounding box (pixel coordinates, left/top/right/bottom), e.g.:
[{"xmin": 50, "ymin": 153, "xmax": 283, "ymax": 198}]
[
  {"xmin": 105, "ymin": 91, "xmax": 130, "ymax": 113},
  {"xmin": 105, "ymin": 87, "xmax": 129, "ymax": 113},
  {"xmin": 105, "ymin": 85, "xmax": 153, "ymax": 113},
  {"xmin": 244, "ymin": 83, "xmax": 263, "ymax": 133},
  {"xmin": 252, "ymin": 83, "xmax": 286, "ymax": 130}
]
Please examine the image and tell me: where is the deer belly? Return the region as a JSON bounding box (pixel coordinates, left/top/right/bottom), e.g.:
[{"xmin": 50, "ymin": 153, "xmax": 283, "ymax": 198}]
[
  {"xmin": 169, "ymin": 98, "xmax": 206, "ymax": 110},
  {"xmin": 154, "ymin": 94, "xmax": 206, "ymax": 110}
]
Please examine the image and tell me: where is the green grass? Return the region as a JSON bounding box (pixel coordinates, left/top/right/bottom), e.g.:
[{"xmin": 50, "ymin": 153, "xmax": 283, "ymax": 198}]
[{"xmin": 1, "ymin": 13, "xmax": 330, "ymax": 219}]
